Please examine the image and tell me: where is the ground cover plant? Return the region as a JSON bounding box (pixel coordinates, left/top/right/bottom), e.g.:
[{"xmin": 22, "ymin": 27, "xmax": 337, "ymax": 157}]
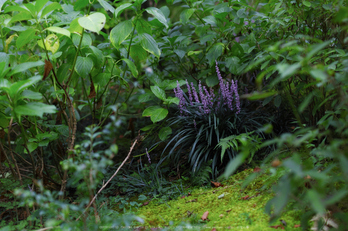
[{"xmin": 0, "ymin": 0, "xmax": 348, "ymax": 230}]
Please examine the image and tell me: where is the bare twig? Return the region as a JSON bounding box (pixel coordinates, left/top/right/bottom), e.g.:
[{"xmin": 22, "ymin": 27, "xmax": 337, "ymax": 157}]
[{"xmin": 76, "ymin": 137, "xmax": 139, "ymax": 221}]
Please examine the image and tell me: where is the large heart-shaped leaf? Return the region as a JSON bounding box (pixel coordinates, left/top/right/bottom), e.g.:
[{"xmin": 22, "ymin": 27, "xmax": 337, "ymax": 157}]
[
  {"xmin": 78, "ymin": 12, "xmax": 106, "ymax": 34},
  {"xmin": 75, "ymin": 56, "xmax": 93, "ymax": 78}
]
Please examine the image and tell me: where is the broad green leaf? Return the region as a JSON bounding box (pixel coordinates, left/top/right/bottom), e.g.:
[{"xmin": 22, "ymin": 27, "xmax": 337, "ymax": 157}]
[
  {"xmin": 160, "ymin": 5, "xmax": 170, "ymax": 18},
  {"xmin": 303, "ymin": 1, "xmax": 311, "ymax": 7},
  {"xmin": 78, "ymin": 12, "xmax": 106, "ymax": 34},
  {"xmin": 180, "ymin": 8, "xmax": 195, "ymax": 24},
  {"xmin": 35, "ymin": 0, "xmax": 49, "ymax": 13},
  {"xmin": 24, "ymin": 3, "xmax": 36, "ymax": 16},
  {"xmin": 92, "ymin": 73, "xmax": 110, "ymax": 87},
  {"xmin": 145, "ymin": 7, "xmax": 168, "ymax": 28},
  {"xmin": 10, "ymin": 11, "xmax": 33, "ymax": 23},
  {"xmin": 139, "ymin": 33, "xmax": 161, "ymax": 58},
  {"xmin": 69, "ymin": 18, "xmax": 83, "ymax": 34},
  {"xmin": 72, "ymin": 33, "xmax": 92, "ymax": 47},
  {"xmin": 307, "ymin": 190, "xmax": 325, "ymax": 215},
  {"xmin": 150, "ymin": 85, "xmax": 166, "ymax": 101},
  {"xmin": 237, "ymin": 8, "xmax": 246, "ymax": 18},
  {"xmin": 45, "ymin": 27, "xmax": 70, "ymax": 37},
  {"xmin": 136, "ymin": 19, "xmax": 152, "ymax": 35},
  {"xmin": 15, "ymin": 102, "xmax": 56, "ymax": 118},
  {"xmin": 5, "ymin": 4, "xmax": 30, "ymax": 13},
  {"xmin": 16, "ymin": 28, "xmax": 36, "ymax": 49},
  {"xmin": 21, "ymin": 90, "xmax": 42, "ymax": 100},
  {"xmin": 41, "ymin": 2, "xmax": 61, "ymax": 18},
  {"xmin": 73, "ymin": 0, "xmax": 88, "ymax": 11},
  {"xmin": 97, "ymin": 0, "xmax": 115, "ymax": 13},
  {"xmin": 159, "ymin": 126, "xmax": 172, "ymax": 141},
  {"xmin": 130, "ymin": 45, "xmax": 148, "ymax": 63},
  {"xmin": 27, "ymin": 142, "xmax": 38, "ymax": 153},
  {"xmin": 138, "ymin": 92, "xmax": 155, "ymax": 103},
  {"xmin": 202, "ymin": 15, "xmax": 217, "ymax": 26},
  {"xmin": 122, "ymin": 58, "xmax": 138, "ymax": 77},
  {"xmin": 9, "ymin": 61, "xmax": 44, "ymax": 76},
  {"xmin": 206, "ymin": 75, "xmax": 219, "ymax": 87},
  {"xmin": 174, "ymin": 49, "xmax": 185, "ymax": 59},
  {"xmin": 206, "ymin": 43, "xmax": 224, "ymax": 66},
  {"xmin": 110, "ymin": 20, "xmax": 133, "ymax": 48},
  {"xmin": 226, "ymin": 56, "xmax": 240, "ymax": 75},
  {"xmin": 114, "ymin": 3, "xmax": 132, "ymax": 18},
  {"xmin": 164, "ymin": 96, "xmax": 179, "ymax": 105},
  {"xmin": 142, "ymin": 106, "xmax": 168, "ymax": 123},
  {"xmin": 75, "ymin": 56, "xmax": 93, "ymax": 78},
  {"xmin": 90, "ymin": 46, "xmax": 104, "ymax": 66},
  {"xmin": 9, "ymin": 76, "xmax": 42, "ymax": 98}
]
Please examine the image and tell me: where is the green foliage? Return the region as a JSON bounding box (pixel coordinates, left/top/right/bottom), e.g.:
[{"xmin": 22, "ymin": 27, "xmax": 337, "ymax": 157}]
[{"xmin": 1, "ymin": 0, "xmax": 348, "ymax": 229}]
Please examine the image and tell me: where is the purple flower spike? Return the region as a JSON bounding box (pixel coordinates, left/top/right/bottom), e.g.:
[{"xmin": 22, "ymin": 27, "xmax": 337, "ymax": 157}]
[
  {"xmin": 191, "ymin": 82, "xmax": 200, "ymax": 103},
  {"xmin": 186, "ymin": 79, "xmax": 193, "ymax": 105},
  {"xmin": 215, "ymin": 61, "xmax": 226, "ymax": 99},
  {"xmin": 175, "ymin": 81, "xmax": 186, "ymax": 115},
  {"xmin": 146, "ymin": 148, "xmax": 151, "ymax": 163},
  {"xmin": 232, "ymin": 80, "xmax": 240, "ymax": 114}
]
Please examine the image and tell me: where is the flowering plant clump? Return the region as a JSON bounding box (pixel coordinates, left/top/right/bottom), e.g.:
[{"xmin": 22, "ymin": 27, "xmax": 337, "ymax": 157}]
[
  {"xmin": 174, "ymin": 61, "xmax": 240, "ymax": 116},
  {"xmin": 162, "ymin": 61, "xmax": 273, "ymax": 177}
]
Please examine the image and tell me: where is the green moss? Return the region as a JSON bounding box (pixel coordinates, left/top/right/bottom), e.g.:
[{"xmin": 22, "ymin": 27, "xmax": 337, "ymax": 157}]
[{"xmin": 134, "ymin": 168, "xmax": 303, "ymax": 230}]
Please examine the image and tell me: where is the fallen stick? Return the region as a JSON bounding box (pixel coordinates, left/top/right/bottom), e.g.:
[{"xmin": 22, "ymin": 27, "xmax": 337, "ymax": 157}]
[{"xmin": 76, "ymin": 137, "xmax": 139, "ymax": 221}]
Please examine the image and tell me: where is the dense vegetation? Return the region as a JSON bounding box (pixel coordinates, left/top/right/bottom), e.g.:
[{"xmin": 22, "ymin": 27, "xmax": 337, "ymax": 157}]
[{"xmin": 0, "ymin": 0, "xmax": 347, "ymax": 230}]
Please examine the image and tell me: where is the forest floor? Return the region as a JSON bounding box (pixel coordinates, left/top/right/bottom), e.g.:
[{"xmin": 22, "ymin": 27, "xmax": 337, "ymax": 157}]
[{"xmin": 133, "ymin": 167, "xmax": 304, "ymax": 230}]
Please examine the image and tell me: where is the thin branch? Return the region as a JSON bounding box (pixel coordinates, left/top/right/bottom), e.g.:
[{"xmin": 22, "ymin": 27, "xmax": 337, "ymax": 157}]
[{"xmin": 76, "ymin": 136, "xmax": 139, "ymax": 221}]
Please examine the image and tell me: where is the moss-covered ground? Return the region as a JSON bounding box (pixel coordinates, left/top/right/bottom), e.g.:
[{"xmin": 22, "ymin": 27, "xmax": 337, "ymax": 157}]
[{"xmin": 134, "ymin": 168, "xmax": 304, "ymax": 230}]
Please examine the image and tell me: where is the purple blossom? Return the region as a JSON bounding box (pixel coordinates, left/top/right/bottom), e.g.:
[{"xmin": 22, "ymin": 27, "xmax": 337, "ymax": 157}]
[
  {"xmin": 175, "ymin": 81, "xmax": 186, "ymax": 114},
  {"xmin": 191, "ymin": 82, "xmax": 200, "ymax": 103},
  {"xmin": 186, "ymin": 79, "xmax": 193, "ymax": 105},
  {"xmin": 173, "ymin": 62, "xmax": 241, "ymax": 116},
  {"xmin": 204, "ymin": 86, "xmax": 213, "ymax": 108},
  {"xmin": 231, "ymin": 80, "xmax": 240, "ymax": 114},
  {"xmin": 215, "ymin": 61, "xmax": 226, "ymax": 99},
  {"xmin": 198, "ymin": 81, "xmax": 209, "ymax": 114},
  {"xmin": 225, "ymin": 82, "xmax": 234, "ymax": 111},
  {"xmin": 146, "ymin": 148, "xmax": 151, "ymax": 163}
]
